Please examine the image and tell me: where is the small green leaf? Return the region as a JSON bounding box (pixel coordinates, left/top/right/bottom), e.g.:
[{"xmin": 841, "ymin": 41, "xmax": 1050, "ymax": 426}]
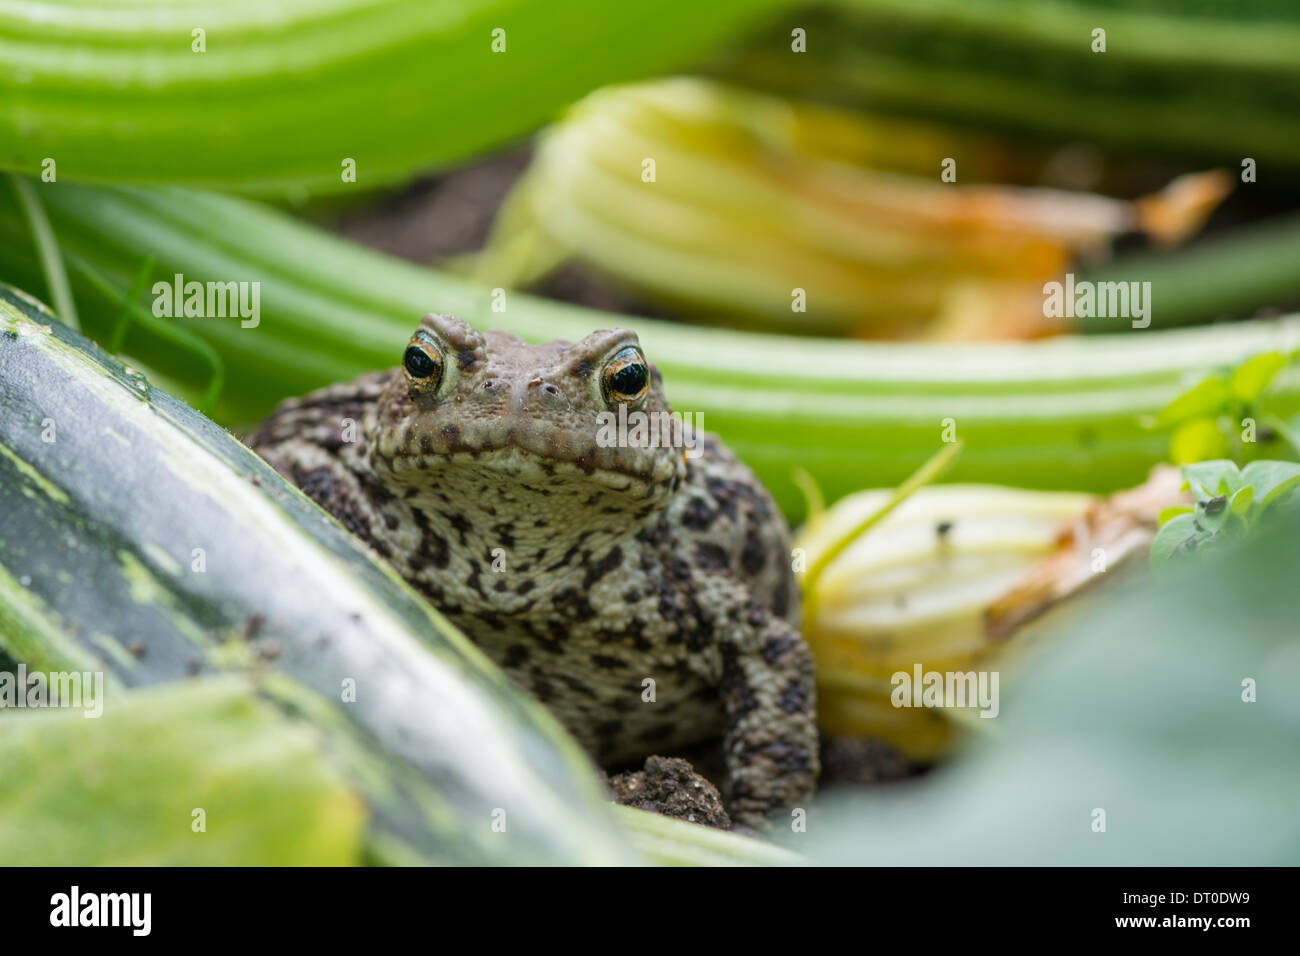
[
  {"xmin": 1229, "ymin": 352, "xmax": 1286, "ymax": 403},
  {"xmin": 1182, "ymin": 459, "xmax": 1240, "ymax": 500},
  {"xmin": 1156, "ymin": 375, "xmax": 1231, "ymax": 428},
  {"xmin": 1150, "ymin": 512, "xmax": 1198, "ymax": 567},
  {"xmin": 1228, "ymin": 485, "xmax": 1255, "ymax": 515},
  {"xmin": 1157, "ymin": 504, "xmax": 1194, "ymax": 525},
  {"xmin": 1239, "ymin": 460, "xmax": 1300, "ymax": 509},
  {"xmin": 1170, "ymin": 418, "xmax": 1231, "ymax": 465}
]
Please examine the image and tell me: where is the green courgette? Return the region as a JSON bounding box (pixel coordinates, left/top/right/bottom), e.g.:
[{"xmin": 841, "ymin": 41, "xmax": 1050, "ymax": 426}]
[{"xmin": 0, "ymin": 284, "xmax": 636, "ymax": 865}]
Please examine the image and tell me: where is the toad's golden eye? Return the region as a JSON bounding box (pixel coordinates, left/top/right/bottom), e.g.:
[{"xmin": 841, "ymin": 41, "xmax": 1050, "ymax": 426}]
[
  {"xmin": 403, "ymin": 332, "xmax": 444, "ymax": 390},
  {"xmin": 601, "ymin": 346, "xmax": 649, "ymax": 406}
]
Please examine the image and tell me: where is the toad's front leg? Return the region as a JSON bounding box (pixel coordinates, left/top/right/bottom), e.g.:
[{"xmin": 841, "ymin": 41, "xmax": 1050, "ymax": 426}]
[{"xmin": 717, "ymin": 599, "xmax": 820, "ymax": 829}]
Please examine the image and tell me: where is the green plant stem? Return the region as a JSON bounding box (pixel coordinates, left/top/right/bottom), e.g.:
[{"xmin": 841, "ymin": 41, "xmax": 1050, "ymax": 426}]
[
  {"xmin": 6, "ymin": 174, "xmax": 78, "ymax": 330},
  {"xmin": 1077, "ymin": 214, "xmax": 1300, "ymax": 332},
  {"xmin": 0, "ymin": 0, "xmax": 785, "ymax": 195}
]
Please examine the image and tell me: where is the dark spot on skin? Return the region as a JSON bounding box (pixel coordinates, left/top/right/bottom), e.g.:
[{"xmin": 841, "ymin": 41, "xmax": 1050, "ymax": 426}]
[
  {"xmin": 681, "ymin": 496, "xmax": 717, "ymax": 530},
  {"xmin": 574, "ymin": 358, "xmax": 595, "ymax": 378},
  {"xmin": 502, "ymin": 644, "xmax": 530, "ymax": 669},
  {"xmin": 771, "ymin": 580, "xmax": 790, "ymax": 619},
  {"xmin": 582, "ymin": 546, "xmax": 623, "ymax": 590},
  {"xmin": 936, "ymin": 520, "xmax": 953, "ymax": 538},
  {"xmin": 590, "ymin": 655, "xmax": 626, "ymax": 670},
  {"xmin": 410, "ymin": 509, "xmax": 450, "ymax": 569},
  {"xmin": 356, "ymin": 470, "xmax": 395, "ymax": 507},
  {"xmin": 762, "ymin": 633, "xmax": 797, "ymax": 666},
  {"xmin": 758, "ymin": 737, "xmax": 815, "ymax": 776},
  {"xmin": 546, "ymin": 543, "xmax": 581, "ymax": 573},
  {"xmin": 456, "ymin": 348, "xmax": 477, "ymax": 371},
  {"xmin": 558, "ymin": 673, "xmax": 594, "ymax": 697},
  {"xmin": 552, "ymin": 587, "xmax": 596, "ymax": 623},
  {"xmin": 446, "ymin": 511, "xmax": 472, "ymax": 545},
  {"xmin": 779, "ymin": 680, "xmax": 809, "ymax": 714},
  {"xmin": 441, "ymin": 424, "xmax": 461, "ymax": 445},
  {"xmin": 515, "ymin": 580, "xmax": 535, "ymax": 596},
  {"xmin": 531, "ymin": 676, "xmax": 555, "ymax": 703},
  {"xmin": 695, "ymin": 542, "xmax": 730, "ymax": 572},
  {"xmin": 740, "ymin": 527, "xmax": 766, "ymax": 576}
]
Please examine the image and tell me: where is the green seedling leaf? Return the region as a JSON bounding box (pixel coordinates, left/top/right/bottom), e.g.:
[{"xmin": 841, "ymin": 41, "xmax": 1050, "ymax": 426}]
[
  {"xmin": 1195, "ymin": 493, "xmax": 1232, "ymax": 534},
  {"xmin": 1239, "ymin": 459, "xmax": 1300, "ymax": 509},
  {"xmin": 1150, "ymin": 512, "xmax": 1198, "ymax": 566},
  {"xmin": 1182, "ymin": 459, "xmax": 1241, "ymax": 500},
  {"xmin": 1155, "ymin": 375, "xmax": 1230, "ymax": 428},
  {"xmin": 1157, "ymin": 504, "xmax": 1194, "ymax": 525},
  {"xmin": 1229, "ymin": 351, "xmax": 1286, "ymax": 402},
  {"xmin": 1228, "ymin": 485, "xmax": 1255, "ymax": 515}
]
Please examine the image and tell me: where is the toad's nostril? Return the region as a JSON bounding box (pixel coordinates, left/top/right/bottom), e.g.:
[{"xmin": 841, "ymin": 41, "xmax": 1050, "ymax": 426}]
[{"xmin": 542, "ymin": 383, "xmax": 561, "ymax": 397}]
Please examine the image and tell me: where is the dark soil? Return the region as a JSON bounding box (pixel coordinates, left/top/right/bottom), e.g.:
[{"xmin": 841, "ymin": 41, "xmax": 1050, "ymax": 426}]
[{"xmin": 608, "ymin": 755, "xmax": 731, "ymax": 830}]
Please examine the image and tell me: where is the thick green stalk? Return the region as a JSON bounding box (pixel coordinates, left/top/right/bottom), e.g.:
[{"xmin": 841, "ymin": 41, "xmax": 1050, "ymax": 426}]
[
  {"xmin": 1077, "ymin": 214, "xmax": 1300, "ymax": 332},
  {"xmin": 713, "ymin": 0, "xmax": 1300, "ymax": 167},
  {"xmin": 0, "ymin": 0, "xmax": 786, "ymax": 194},
  {"xmin": 1, "ymin": 181, "xmax": 1298, "ymax": 520}
]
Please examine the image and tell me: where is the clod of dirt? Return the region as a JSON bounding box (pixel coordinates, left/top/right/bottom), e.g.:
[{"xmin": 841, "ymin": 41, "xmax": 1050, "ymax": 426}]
[{"xmin": 607, "ymin": 756, "xmax": 731, "ymax": 830}]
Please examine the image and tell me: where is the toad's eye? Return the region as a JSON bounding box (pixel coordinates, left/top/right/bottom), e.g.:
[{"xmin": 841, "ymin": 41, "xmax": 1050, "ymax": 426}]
[
  {"xmin": 403, "ymin": 334, "xmax": 444, "ymax": 389},
  {"xmin": 601, "ymin": 346, "xmax": 649, "ymax": 406}
]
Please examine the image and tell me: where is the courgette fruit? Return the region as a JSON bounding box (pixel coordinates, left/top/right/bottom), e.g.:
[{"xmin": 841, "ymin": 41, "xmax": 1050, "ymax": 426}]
[
  {"xmin": 0, "ymin": 285, "xmax": 636, "ymax": 865},
  {"xmin": 0, "ymin": 0, "xmax": 785, "ymax": 194},
  {"xmin": 714, "ymin": 0, "xmax": 1300, "ymax": 166},
  {"xmin": 2, "ymin": 182, "xmax": 1299, "ymax": 522}
]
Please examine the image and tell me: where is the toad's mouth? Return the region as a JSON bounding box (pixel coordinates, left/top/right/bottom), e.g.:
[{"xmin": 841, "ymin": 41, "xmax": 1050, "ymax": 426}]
[{"xmin": 375, "ymin": 434, "xmax": 681, "ymax": 493}]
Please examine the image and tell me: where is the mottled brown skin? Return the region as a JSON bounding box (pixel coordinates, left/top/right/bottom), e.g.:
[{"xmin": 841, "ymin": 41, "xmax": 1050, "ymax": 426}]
[{"xmin": 248, "ymin": 313, "xmax": 818, "ymax": 825}]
